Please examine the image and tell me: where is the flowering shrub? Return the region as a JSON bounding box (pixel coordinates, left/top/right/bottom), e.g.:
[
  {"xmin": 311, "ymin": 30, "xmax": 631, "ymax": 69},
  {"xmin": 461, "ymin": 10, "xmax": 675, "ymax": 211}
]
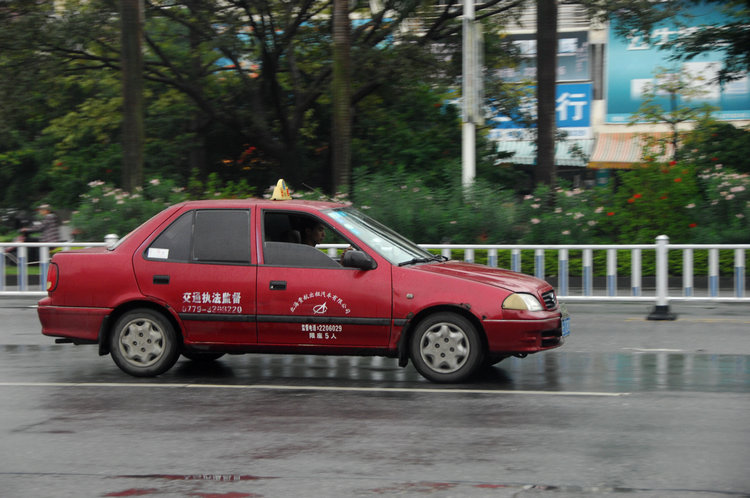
[
  {"xmin": 515, "ymin": 160, "xmax": 749, "ymax": 246},
  {"xmin": 607, "ymin": 159, "xmax": 703, "ymax": 243},
  {"xmin": 71, "ymin": 179, "xmax": 188, "ymax": 240},
  {"xmin": 696, "ymin": 164, "xmax": 750, "ymax": 243},
  {"xmin": 72, "ymin": 173, "xmax": 260, "ymax": 240},
  {"xmin": 325, "ymin": 169, "xmax": 519, "ymax": 244},
  {"xmin": 516, "ymin": 184, "xmax": 614, "ymax": 244},
  {"xmin": 69, "ymin": 156, "xmax": 750, "ymax": 275}
]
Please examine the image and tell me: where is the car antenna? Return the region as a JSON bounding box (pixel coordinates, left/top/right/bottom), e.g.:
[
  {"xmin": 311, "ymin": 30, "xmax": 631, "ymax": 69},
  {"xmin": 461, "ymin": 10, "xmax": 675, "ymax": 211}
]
[{"xmin": 302, "ymin": 183, "xmax": 334, "ymax": 202}]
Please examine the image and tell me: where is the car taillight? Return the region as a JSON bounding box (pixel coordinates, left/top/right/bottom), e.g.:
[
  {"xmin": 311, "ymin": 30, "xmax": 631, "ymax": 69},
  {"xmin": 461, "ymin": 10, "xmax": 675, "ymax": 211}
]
[{"xmin": 46, "ymin": 262, "xmax": 59, "ymax": 292}]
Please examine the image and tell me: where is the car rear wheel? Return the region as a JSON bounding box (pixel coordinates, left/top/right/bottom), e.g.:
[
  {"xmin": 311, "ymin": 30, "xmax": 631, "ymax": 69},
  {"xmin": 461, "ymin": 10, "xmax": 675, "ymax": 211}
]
[
  {"xmin": 409, "ymin": 312, "xmax": 484, "ymax": 383},
  {"xmin": 109, "ymin": 309, "xmax": 180, "ymax": 377}
]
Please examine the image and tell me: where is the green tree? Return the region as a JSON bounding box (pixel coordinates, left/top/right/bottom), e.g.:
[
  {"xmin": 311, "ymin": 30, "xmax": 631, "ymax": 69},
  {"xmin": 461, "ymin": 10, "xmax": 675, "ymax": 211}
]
[
  {"xmin": 629, "ymin": 66, "xmax": 716, "ymax": 160},
  {"xmin": 352, "ymin": 84, "xmax": 461, "ymax": 186},
  {"xmin": 331, "ymin": 0, "xmax": 352, "ymax": 194},
  {"xmin": 2, "ymin": 0, "xmax": 539, "ymax": 194},
  {"xmin": 670, "ymin": 0, "xmax": 750, "ymax": 84},
  {"xmin": 535, "ymin": 0, "xmax": 557, "ymax": 186},
  {"xmin": 682, "ymin": 117, "xmax": 750, "ymax": 175}
]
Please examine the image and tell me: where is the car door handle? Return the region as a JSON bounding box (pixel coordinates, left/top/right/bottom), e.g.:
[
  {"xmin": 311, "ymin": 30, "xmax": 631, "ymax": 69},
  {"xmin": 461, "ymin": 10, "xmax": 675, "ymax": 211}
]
[
  {"xmin": 153, "ymin": 275, "xmax": 170, "ymax": 285},
  {"xmin": 269, "ymin": 280, "xmax": 287, "ymax": 290}
]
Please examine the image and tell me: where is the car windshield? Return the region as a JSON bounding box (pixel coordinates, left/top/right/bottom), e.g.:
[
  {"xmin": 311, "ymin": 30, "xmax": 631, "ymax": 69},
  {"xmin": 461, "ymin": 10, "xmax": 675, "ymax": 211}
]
[{"xmin": 326, "ymin": 208, "xmax": 443, "ymax": 266}]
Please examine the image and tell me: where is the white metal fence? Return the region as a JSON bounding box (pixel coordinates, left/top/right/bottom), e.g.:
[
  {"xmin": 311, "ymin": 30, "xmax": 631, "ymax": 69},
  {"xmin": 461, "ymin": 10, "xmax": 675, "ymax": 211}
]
[
  {"xmin": 1, "ymin": 240, "xmax": 113, "ymax": 296},
  {"xmin": 3, "ymin": 235, "xmax": 749, "ymax": 315}
]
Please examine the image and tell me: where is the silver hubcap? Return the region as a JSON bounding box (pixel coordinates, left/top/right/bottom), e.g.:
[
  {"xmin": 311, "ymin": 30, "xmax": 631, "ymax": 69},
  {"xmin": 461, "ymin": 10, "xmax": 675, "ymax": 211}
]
[
  {"xmin": 419, "ymin": 322, "xmax": 470, "ymax": 374},
  {"xmin": 117, "ymin": 318, "xmax": 165, "ymax": 367}
]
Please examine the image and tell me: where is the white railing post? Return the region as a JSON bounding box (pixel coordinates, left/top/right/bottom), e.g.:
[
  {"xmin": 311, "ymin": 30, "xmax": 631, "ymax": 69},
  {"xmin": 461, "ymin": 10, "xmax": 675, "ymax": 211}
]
[
  {"xmin": 488, "ymin": 248, "xmax": 498, "ymax": 267},
  {"xmin": 40, "ymin": 246, "xmax": 50, "ymax": 291},
  {"xmin": 583, "ymin": 248, "xmax": 593, "ymax": 296},
  {"xmin": 17, "ymin": 245, "xmax": 28, "ymax": 292},
  {"xmin": 0, "ymin": 249, "xmax": 5, "ymax": 291},
  {"xmin": 683, "ymin": 248, "xmax": 693, "ymax": 297},
  {"xmin": 558, "ymin": 249, "xmax": 568, "ymax": 296},
  {"xmin": 631, "ymin": 248, "xmax": 641, "ymax": 296},
  {"xmin": 735, "ymin": 249, "xmax": 745, "ymax": 298},
  {"xmin": 648, "ymin": 235, "xmax": 676, "ymax": 320},
  {"xmin": 442, "ymin": 248, "xmax": 452, "ymax": 260},
  {"xmin": 464, "ymin": 248, "xmax": 474, "ymax": 263},
  {"xmin": 511, "ymin": 248, "xmax": 521, "ymax": 272},
  {"xmin": 607, "ymin": 249, "xmax": 617, "ymax": 296},
  {"xmin": 535, "ymin": 249, "xmax": 544, "ymax": 280},
  {"xmin": 709, "ymin": 249, "xmax": 719, "ymax": 297},
  {"xmin": 105, "ymin": 234, "xmax": 120, "ymax": 247}
]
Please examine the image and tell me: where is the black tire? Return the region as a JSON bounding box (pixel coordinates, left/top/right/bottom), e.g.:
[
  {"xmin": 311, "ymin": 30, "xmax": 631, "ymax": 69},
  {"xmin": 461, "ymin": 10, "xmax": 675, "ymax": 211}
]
[
  {"xmin": 409, "ymin": 312, "xmax": 485, "ymax": 383},
  {"xmin": 109, "ymin": 309, "xmax": 180, "ymax": 377},
  {"xmin": 484, "ymin": 354, "xmax": 509, "ymax": 367},
  {"xmin": 181, "ymin": 351, "xmax": 226, "ymax": 362}
]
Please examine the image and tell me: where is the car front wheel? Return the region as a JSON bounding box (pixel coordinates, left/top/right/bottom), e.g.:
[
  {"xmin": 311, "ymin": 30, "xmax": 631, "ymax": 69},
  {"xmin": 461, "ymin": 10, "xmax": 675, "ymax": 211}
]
[
  {"xmin": 409, "ymin": 312, "xmax": 484, "ymax": 383},
  {"xmin": 109, "ymin": 309, "xmax": 180, "ymax": 377}
]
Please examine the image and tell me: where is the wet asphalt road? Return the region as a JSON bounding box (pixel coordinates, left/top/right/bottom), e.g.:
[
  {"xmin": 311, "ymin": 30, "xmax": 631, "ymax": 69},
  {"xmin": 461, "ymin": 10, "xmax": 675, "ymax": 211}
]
[{"xmin": 0, "ymin": 298, "xmax": 749, "ymax": 497}]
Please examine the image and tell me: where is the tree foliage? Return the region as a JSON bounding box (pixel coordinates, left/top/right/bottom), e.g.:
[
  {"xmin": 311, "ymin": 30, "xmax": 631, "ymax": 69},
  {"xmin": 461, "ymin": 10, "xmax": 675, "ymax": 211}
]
[
  {"xmin": 682, "ymin": 117, "xmax": 750, "ymax": 175},
  {"xmin": 0, "ymin": 0, "xmax": 532, "ymax": 211}
]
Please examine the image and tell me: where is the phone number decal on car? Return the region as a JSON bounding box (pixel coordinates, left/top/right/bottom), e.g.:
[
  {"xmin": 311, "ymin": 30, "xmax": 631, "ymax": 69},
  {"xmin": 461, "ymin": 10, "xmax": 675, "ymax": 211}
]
[
  {"xmin": 302, "ymin": 324, "xmax": 343, "ymax": 333},
  {"xmin": 181, "ymin": 305, "xmax": 243, "ymax": 314},
  {"xmin": 181, "ymin": 291, "xmax": 243, "ymax": 313}
]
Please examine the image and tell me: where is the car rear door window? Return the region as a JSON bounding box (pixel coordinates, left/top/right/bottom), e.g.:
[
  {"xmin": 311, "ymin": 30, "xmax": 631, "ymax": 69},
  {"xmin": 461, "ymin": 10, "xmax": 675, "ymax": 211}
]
[
  {"xmin": 146, "ymin": 209, "xmax": 251, "ymax": 264},
  {"xmin": 193, "ymin": 210, "xmax": 251, "ymax": 263}
]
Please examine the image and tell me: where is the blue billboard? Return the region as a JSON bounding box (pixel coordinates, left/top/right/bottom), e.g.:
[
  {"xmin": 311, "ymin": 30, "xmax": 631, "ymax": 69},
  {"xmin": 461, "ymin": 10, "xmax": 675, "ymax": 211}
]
[
  {"xmin": 606, "ymin": 4, "xmax": 750, "ymax": 123},
  {"xmin": 489, "ymin": 83, "xmax": 592, "ymax": 140}
]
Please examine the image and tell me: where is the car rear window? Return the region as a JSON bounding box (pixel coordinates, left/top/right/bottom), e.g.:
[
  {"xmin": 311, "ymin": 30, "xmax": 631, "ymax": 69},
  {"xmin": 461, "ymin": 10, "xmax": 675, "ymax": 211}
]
[{"xmin": 147, "ymin": 211, "xmax": 193, "ymax": 262}]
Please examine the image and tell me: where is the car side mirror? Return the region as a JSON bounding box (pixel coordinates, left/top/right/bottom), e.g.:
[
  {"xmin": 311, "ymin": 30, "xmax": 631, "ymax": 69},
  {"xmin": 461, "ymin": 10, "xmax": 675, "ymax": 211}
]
[{"xmin": 341, "ymin": 250, "xmax": 377, "ymax": 270}]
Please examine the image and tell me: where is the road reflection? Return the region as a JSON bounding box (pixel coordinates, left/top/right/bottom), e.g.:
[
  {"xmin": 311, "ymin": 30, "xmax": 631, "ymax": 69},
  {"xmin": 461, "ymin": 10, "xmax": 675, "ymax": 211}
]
[
  {"xmin": 480, "ymin": 352, "xmax": 749, "ymax": 393},
  {"xmin": 2, "ymin": 346, "xmax": 747, "ymax": 393}
]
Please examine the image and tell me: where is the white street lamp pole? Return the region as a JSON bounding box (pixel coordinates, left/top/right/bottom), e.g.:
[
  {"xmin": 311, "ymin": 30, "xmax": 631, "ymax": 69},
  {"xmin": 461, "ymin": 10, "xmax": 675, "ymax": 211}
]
[{"xmin": 462, "ymin": 0, "xmax": 477, "ymax": 192}]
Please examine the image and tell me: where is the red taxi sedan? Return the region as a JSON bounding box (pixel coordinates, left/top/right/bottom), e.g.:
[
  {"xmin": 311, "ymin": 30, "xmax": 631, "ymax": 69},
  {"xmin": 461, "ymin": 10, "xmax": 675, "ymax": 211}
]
[{"xmin": 38, "ymin": 192, "xmax": 569, "ymax": 383}]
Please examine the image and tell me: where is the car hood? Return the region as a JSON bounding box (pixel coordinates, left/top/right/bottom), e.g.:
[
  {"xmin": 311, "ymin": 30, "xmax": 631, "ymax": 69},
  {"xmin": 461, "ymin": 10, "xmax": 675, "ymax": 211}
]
[{"xmin": 407, "ymin": 261, "xmax": 551, "ymax": 293}]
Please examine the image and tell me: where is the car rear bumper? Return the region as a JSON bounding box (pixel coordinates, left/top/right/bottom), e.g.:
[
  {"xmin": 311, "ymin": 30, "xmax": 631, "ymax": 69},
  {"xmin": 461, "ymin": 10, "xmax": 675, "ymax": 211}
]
[{"xmin": 38, "ymin": 305, "xmax": 110, "ymax": 343}]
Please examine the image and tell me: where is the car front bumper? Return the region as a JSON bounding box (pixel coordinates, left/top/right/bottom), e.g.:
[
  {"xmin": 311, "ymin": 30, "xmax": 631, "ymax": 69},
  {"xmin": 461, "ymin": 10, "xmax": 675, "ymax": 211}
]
[{"xmin": 483, "ymin": 314, "xmax": 566, "ymax": 353}]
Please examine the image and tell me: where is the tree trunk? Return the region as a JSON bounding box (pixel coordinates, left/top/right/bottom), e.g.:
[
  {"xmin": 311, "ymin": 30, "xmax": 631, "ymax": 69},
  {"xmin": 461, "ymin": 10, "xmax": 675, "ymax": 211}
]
[
  {"xmin": 120, "ymin": 0, "xmax": 144, "ymax": 192},
  {"xmin": 188, "ymin": 1, "xmax": 207, "ymax": 179},
  {"xmin": 331, "ymin": 0, "xmax": 352, "ymax": 194},
  {"xmin": 536, "ymin": 0, "xmax": 557, "ymax": 186}
]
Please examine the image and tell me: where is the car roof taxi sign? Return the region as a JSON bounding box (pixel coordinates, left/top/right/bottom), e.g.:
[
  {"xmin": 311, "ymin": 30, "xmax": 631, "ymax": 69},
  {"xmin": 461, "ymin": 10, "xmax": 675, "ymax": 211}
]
[{"xmin": 270, "ymin": 179, "xmax": 292, "ymax": 200}]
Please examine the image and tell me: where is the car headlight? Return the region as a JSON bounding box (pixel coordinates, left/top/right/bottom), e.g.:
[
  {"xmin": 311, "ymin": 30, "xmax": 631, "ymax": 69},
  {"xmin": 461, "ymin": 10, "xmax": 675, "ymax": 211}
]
[{"xmin": 502, "ymin": 293, "xmax": 543, "ymax": 311}]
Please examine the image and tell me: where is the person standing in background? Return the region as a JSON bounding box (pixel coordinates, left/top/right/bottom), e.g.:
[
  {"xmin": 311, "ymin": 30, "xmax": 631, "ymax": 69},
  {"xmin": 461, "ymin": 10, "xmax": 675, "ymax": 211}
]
[{"xmin": 33, "ymin": 204, "xmax": 60, "ymax": 242}]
